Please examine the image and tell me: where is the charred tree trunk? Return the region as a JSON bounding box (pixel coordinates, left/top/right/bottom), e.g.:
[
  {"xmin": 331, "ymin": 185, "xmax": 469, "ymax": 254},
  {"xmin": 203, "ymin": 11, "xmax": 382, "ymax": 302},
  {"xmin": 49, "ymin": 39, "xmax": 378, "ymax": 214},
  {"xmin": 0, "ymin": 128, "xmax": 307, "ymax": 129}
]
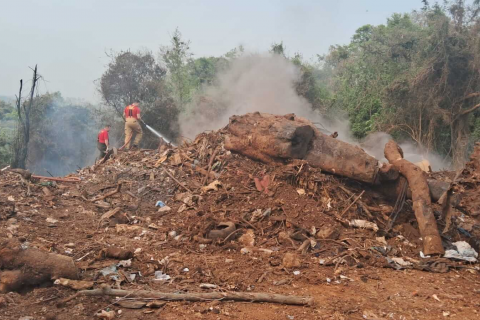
[
  {"xmin": 11, "ymin": 65, "xmax": 39, "ymax": 169},
  {"xmin": 384, "ymin": 140, "xmax": 444, "ymax": 255}
]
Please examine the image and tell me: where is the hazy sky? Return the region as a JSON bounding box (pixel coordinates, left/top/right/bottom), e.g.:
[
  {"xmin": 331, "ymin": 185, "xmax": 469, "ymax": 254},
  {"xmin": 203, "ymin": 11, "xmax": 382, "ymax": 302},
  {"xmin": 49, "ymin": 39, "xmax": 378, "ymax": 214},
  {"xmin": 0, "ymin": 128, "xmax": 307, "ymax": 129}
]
[{"xmin": 1, "ymin": 0, "xmax": 422, "ymax": 103}]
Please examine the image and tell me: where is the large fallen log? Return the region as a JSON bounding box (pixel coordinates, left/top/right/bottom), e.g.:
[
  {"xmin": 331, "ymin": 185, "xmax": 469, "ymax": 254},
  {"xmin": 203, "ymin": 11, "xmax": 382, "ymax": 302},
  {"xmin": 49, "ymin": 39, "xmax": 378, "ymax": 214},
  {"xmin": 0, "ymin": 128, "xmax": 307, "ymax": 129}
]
[
  {"xmin": 224, "ymin": 113, "xmax": 315, "ymax": 163},
  {"xmin": 384, "ymin": 141, "xmax": 444, "ymax": 255},
  {"xmin": 58, "ymin": 285, "xmax": 315, "ymax": 307},
  {"xmin": 0, "ymin": 239, "xmax": 79, "ymax": 293},
  {"xmin": 305, "ymin": 133, "xmax": 380, "ymax": 184},
  {"xmin": 224, "ymin": 113, "xmax": 385, "ymax": 184}
]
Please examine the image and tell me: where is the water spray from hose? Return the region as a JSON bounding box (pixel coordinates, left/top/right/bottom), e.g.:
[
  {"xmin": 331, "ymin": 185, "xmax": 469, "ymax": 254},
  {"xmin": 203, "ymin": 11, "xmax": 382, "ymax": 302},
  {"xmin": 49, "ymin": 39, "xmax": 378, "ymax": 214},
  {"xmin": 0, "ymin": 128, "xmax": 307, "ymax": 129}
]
[{"xmin": 140, "ymin": 119, "xmax": 175, "ymax": 146}]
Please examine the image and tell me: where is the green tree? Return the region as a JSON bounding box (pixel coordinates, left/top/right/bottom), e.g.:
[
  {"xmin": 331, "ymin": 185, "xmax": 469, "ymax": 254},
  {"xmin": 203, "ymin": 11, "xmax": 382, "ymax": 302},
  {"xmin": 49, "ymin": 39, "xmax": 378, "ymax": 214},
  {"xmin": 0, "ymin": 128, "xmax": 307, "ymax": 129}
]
[
  {"xmin": 99, "ymin": 50, "xmax": 180, "ymax": 144},
  {"xmin": 160, "ymin": 28, "xmax": 194, "ymax": 110}
]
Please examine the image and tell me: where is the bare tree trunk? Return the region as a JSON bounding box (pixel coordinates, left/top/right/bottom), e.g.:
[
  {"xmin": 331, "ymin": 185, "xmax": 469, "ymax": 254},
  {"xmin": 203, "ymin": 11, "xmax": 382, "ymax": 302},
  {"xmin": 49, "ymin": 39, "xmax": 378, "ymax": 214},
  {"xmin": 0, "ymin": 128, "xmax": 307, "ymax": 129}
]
[{"xmin": 11, "ymin": 65, "xmax": 39, "ymax": 169}]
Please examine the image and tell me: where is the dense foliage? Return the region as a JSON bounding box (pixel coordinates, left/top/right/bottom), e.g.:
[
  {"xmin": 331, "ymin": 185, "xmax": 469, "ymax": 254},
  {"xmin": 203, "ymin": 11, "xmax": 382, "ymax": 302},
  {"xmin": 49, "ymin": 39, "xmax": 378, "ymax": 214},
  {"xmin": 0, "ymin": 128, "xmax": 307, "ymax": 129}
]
[{"xmin": 325, "ymin": 0, "xmax": 480, "ymax": 168}]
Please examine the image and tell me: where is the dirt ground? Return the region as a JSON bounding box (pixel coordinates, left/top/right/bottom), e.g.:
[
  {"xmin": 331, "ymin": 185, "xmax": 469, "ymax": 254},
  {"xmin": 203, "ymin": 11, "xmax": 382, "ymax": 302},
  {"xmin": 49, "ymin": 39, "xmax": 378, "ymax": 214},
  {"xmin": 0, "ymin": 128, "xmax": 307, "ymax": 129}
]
[{"xmin": 1, "ymin": 132, "xmax": 479, "ymax": 320}]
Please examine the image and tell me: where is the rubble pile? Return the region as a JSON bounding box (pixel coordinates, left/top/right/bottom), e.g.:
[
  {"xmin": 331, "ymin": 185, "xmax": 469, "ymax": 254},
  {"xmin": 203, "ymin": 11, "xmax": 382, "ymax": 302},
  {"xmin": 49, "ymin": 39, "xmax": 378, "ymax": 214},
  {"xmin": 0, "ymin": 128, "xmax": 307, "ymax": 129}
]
[{"xmin": 1, "ymin": 113, "xmax": 480, "ymax": 319}]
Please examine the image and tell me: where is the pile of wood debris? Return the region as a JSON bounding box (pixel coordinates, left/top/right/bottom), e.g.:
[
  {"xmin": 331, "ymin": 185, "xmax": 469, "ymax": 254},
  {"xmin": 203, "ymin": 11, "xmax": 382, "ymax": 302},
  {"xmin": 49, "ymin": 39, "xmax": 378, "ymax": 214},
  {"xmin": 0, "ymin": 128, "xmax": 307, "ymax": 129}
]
[{"xmin": 1, "ymin": 113, "xmax": 479, "ymax": 320}]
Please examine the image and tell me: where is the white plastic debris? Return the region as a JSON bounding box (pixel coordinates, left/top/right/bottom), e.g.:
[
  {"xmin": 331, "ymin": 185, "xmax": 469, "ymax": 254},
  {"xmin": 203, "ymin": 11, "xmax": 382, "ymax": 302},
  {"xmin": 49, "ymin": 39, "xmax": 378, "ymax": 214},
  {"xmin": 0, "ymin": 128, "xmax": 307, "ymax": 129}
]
[
  {"xmin": 349, "ymin": 220, "xmax": 379, "ymax": 232},
  {"xmin": 420, "ymin": 251, "xmax": 431, "ymax": 259},
  {"xmin": 391, "ymin": 257, "xmax": 412, "ymax": 267},
  {"xmin": 117, "ymin": 259, "xmax": 132, "ymax": 268},
  {"xmin": 100, "ymin": 265, "xmax": 117, "ymax": 276},
  {"xmin": 339, "ymin": 275, "xmax": 354, "ymax": 281},
  {"xmin": 444, "ymin": 241, "xmax": 478, "ymax": 262},
  {"xmin": 154, "ymin": 271, "xmax": 171, "ymax": 281},
  {"xmin": 293, "ymin": 270, "xmax": 301, "ymax": 276}
]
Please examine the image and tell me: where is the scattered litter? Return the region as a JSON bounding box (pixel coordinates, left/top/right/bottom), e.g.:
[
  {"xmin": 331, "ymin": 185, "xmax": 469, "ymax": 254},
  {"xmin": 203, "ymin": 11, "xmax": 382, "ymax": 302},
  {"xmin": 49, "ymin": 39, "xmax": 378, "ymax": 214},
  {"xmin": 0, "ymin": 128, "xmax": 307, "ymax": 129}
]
[
  {"xmin": 240, "ymin": 247, "xmax": 252, "ymax": 255},
  {"xmin": 202, "ymin": 180, "xmax": 222, "ymax": 192},
  {"xmin": 444, "ymin": 241, "xmax": 478, "ymax": 262},
  {"xmin": 117, "ymin": 259, "xmax": 132, "ymax": 268},
  {"xmin": 182, "ymin": 267, "xmax": 190, "ymax": 272},
  {"xmin": 155, "ymin": 201, "xmax": 166, "ymax": 207},
  {"xmin": 349, "ymin": 220, "xmax": 378, "ymax": 232},
  {"xmin": 154, "ymin": 271, "xmax": 171, "ymax": 281},
  {"xmin": 293, "ymin": 270, "xmax": 301, "ymax": 276},
  {"xmin": 339, "ymin": 275, "xmax": 354, "ymax": 281},
  {"xmin": 326, "ymin": 278, "xmax": 332, "ymax": 284},
  {"xmin": 96, "ymin": 310, "xmax": 115, "ymax": 319},
  {"xmin": 100, "ymin": 265, "xmax": 117, "ymax": 276},
  {"xmin": 432, "ymin": 294, "xmax": 441, "ymax": 302},
  {"xmin": 420, "ymin": 251, "xmax": 431, "ymax": 259},
  {"xmin": 7, "ymin": 196, "xmax": 14, "ymax": 202}
]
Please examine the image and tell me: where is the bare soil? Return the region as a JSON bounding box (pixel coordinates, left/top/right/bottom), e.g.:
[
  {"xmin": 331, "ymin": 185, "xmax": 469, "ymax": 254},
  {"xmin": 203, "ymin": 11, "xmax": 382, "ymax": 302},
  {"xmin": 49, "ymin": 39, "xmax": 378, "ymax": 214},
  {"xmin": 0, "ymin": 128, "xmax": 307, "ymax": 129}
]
[{"xmin": 1, "ymin": 132, "xmax": 479, "ymax": 320}]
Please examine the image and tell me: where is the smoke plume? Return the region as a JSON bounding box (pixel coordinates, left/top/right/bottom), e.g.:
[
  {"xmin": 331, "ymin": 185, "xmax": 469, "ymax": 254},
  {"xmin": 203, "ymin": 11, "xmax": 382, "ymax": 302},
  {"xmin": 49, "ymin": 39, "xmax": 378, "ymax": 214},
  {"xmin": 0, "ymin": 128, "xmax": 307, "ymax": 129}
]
[{"xmin": 180, "ymin": 53, "xmax": 450, "ymax": 171}]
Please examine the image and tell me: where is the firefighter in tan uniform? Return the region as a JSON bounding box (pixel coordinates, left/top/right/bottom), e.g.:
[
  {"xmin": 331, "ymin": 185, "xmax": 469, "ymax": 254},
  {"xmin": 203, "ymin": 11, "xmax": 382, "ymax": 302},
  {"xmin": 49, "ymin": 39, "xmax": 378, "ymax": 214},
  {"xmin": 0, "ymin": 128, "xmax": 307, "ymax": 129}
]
[{"xmin": 124, "ymin": 102, "xmax": 143, "ymax": 149}]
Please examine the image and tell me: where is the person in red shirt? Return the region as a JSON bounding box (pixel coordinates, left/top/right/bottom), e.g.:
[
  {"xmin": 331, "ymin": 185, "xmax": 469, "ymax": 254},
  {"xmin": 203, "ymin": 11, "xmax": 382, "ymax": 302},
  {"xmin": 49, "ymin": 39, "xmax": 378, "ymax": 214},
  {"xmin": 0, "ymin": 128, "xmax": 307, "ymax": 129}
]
[
  {"xmin": 97, "ymin": 124, "xmax": 111, "ymax": 158},
  {"xmin": 124, "ymin": 102, "xmax": 143, "ymax": 149}
]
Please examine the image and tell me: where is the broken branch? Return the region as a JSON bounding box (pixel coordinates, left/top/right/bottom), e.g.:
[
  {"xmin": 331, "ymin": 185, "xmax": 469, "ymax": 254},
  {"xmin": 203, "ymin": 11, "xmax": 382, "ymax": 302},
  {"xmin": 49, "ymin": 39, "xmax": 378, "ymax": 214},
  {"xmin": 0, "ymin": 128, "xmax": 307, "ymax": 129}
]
[
  {"xmin": 384, "ymin": 140, "xmax": 444, "ymax": 255},
  {"xmin": 59, "ymin": 285, "xmax": 314, "ymax": 307},
  {"xmin": 90, "ymin": 183, "xmax": 122, "ymax": 202}
]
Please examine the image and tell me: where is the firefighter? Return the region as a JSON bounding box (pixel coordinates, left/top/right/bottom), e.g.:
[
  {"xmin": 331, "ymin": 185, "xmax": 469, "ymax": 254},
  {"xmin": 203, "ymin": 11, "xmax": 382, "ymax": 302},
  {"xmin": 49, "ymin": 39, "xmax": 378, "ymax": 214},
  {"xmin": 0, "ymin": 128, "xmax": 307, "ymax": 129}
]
[
  {"xmin": 124, "ymin": 102, "xmax": 143, "ymax": 149},
  {"xmin": 97, "ymin": 124, "xmax": 111, "ymax": 158}
]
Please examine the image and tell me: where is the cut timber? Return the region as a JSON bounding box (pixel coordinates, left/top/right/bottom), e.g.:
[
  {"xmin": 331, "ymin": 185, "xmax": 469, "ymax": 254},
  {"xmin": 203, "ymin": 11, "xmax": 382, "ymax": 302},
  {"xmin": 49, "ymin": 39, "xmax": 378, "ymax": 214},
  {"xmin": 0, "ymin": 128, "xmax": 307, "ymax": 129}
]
[
  {"xmin": 224, "ymin": 113, "xmax": 384, "ymax": 184},
  {"xmin": 384, "ymin": 140, "xmax": 444, "ymax": 255},
  {"xmin": 224, "ymin": 113, "xmax": 315, "ymax": 163},
  {"xmin": 305, "ymin": 133, "xmax": 380, "ymax": 184},
  {"xmin": 59, "ymin": 285, "xmax": 314, "ymax": 307},
  {"xmin": 0, "ymin": 239, "xmax": 78, "ymax": 293}
]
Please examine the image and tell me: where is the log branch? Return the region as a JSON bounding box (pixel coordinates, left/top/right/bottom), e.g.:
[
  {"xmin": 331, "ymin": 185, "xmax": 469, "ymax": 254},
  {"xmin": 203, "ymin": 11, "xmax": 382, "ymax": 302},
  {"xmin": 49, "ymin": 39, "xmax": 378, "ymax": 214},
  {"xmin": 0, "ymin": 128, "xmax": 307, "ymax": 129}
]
[
  {"xmin": 89, "ymin": 183, "xmax": 122, "ymax": 202},
  {"xmin": 384, "ymin": 140, "xmax": 444, "ymax": 255},
  {"xmin": 58, "ymin": 285, "xmax": 314, "ymax": 307}
]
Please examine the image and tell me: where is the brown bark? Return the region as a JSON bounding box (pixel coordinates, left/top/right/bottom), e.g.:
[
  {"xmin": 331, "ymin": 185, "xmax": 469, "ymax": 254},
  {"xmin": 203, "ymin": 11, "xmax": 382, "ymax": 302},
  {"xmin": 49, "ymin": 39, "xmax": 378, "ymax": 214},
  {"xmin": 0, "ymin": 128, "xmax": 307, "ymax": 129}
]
[
  {"xmin": 305, "ymin": 133, "xmax": 380, "ymax": 184},
  {"xmin": 224, "ymin": 112, "xmax": 315, "ymax": 163},
  {"xmin": 224, "ymin": 113, "xmax": 385, "ymax": 184},
  {"xmin": 0, "ymin": 239, "xmax": 79, "ymax": 293},
  {"xmin": 59, "ymin": 285, "xmax": 315, "ymax": 307},
  {"xmin": 384, "ymin": 141, "xmax": 444, "ymax": 255},
  {"xmin": 378, "ymin": 179, "xmax": 457, "ymax": 204}
]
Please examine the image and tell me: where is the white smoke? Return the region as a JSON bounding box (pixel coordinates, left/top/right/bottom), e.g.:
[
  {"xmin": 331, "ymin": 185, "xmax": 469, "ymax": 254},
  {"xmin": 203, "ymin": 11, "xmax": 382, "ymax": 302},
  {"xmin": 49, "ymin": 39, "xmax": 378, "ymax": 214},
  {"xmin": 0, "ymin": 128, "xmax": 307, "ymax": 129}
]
[
  {"xmin": 179, "ymin": 53, "xmax": 451, "ymax": 171},
  {"xmin": 180, "ymin": 53, "xmax": 318, "ymax": 138},
  {"xmin": 360, "ymin": 132, "xmax": 450, "ymax": 171}
]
